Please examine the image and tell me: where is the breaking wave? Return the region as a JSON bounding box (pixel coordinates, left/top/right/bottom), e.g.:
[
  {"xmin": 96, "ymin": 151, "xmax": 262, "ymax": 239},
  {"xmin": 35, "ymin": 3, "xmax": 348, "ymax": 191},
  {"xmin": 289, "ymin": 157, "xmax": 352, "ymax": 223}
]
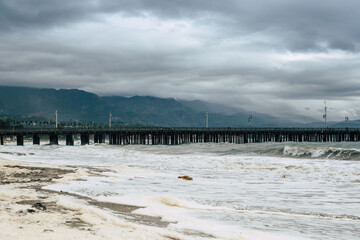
[
  {"xmin": 216, "ymin": 143, "xmax": 360, "ymax": 160},
  {"xmin": 282, "ymin": 146, "xmax": 360, "ymax": 160}
]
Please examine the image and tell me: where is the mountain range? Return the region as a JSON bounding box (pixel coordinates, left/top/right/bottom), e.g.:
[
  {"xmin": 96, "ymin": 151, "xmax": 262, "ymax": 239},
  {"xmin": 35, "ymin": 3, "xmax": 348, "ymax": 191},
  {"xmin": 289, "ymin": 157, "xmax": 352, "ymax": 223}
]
[{"xmin": 0, "ymin": 85, "xmax": 355, "ymax": 128}]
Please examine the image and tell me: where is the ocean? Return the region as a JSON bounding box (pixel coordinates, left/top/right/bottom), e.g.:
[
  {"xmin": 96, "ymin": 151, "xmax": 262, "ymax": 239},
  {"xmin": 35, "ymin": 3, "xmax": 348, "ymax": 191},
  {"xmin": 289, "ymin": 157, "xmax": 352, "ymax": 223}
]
[{"xmin": 1, "ymin": 141, "xmax": 359, "ymax": 239}]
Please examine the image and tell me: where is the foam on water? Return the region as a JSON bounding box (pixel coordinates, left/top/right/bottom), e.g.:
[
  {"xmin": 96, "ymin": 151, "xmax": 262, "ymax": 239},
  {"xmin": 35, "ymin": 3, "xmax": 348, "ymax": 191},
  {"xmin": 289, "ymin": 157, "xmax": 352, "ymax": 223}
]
[
  {"xmin": 1, "ymin": 142, "xmax": 360, "ymax": 239},
  {"xmin": 283, "ymin": 145, "xmax": 360, "ymax": 160}
]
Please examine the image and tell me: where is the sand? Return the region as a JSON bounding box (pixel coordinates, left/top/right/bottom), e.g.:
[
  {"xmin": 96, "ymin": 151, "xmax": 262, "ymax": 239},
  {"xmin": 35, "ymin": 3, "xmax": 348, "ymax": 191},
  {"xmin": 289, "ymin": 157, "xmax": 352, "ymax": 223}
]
[{"xmin": 0, "ymin": 158, "xmax": 182, "ymax": 240}]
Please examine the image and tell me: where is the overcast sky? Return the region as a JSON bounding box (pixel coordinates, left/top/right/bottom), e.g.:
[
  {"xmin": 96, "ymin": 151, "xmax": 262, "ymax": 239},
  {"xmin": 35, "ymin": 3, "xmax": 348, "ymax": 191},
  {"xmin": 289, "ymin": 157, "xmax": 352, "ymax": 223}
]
[{"xmin": 1, "ymin": 0, "xmax": 360, "ymax": 121}]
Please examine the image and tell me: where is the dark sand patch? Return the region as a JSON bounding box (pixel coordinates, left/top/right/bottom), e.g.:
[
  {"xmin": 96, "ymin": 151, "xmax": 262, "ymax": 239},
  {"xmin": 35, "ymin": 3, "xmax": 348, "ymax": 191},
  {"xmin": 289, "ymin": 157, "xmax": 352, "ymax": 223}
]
[
  {"xmin": 93, "ymin": 200, "xmax": 172, "ymax": 228},
  {"xmin": 0, "ymin": 165, "xmax": 74, "ymax": 184}
]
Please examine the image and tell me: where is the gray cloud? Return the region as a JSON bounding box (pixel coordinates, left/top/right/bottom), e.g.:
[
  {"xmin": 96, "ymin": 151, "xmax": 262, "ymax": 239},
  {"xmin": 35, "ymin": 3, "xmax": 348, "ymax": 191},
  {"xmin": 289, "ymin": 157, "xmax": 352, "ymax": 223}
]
[
  {"xmin": 1, "ymin": 0, "xmax": 360, "ymax": 121},
  {"xmin": 0, "ymin": 0, "xmax": 97, "ymax": 31},
  {"xmin": 2, "ymin": 0, "xmax": 360, "ymax": 51}
]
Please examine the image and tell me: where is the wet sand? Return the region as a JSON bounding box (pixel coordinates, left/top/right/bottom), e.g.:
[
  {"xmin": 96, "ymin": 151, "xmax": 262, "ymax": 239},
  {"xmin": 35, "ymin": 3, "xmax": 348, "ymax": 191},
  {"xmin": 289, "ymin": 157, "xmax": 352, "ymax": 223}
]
[{"xmin": 0, "ymin": 158, "xmax": 179, "ymax": 240}]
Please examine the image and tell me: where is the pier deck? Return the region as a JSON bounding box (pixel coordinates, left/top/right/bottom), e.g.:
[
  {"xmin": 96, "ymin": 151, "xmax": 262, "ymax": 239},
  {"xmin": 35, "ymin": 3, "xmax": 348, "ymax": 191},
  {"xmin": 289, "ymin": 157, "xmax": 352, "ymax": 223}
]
[{"xmin": 0, "ymin": 127, "xmax": 359, "ymax": 145}]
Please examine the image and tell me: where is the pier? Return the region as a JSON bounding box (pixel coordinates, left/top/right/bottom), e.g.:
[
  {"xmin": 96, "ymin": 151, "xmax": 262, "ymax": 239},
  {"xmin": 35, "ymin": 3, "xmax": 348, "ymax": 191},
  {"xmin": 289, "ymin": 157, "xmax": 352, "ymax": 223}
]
[{"xmin": 1, "ymin": 127, "xmax": 360, "ymax": 145}]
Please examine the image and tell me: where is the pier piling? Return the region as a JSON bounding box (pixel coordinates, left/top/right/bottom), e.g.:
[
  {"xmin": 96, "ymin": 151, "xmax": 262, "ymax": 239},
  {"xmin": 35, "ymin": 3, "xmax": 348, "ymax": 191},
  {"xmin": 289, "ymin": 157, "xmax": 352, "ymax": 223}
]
[
  {"xmin": 94, "ymin": 133, "xmax": 105, "ymax": 144},
  {"xmin": 33, "ymin": 134, "xmax": 40, "ymax": 145},
  {"xmin": 81, "ymin": 133, "xmax": 90, "ymax": 145},
  {"xmin": 49, "ymin": 134, "xmax": 58, "ymax": 145},
  {"xmin": 16, "ymin": 134, "xmax": 24, "ymax": 146},
  {"xmin": 66, "ymin": 134, "xmax": 74, "ymax": 146}
]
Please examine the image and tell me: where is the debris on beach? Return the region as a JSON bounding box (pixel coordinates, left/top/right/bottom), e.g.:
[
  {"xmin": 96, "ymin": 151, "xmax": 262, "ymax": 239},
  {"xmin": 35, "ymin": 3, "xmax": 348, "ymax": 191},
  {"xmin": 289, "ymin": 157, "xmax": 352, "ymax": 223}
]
[
  {"xmin": 178, "ymin": 176, "xmax": 193, "ymax": 181},
  {"xmin": 27, "ymin": 209, "xmax": 36, "ymax": 213},
  {"xmin": 32, "ymin": 202, "xmax": 47, "ymax": 211}
]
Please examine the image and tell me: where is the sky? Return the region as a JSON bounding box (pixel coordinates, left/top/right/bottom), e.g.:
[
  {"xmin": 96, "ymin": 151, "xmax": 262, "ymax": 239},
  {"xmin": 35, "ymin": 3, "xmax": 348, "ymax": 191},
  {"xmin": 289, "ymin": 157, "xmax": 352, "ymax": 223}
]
[{"xmin": 0, "ymin": 0, "xmax": 360, "ymax": 121}]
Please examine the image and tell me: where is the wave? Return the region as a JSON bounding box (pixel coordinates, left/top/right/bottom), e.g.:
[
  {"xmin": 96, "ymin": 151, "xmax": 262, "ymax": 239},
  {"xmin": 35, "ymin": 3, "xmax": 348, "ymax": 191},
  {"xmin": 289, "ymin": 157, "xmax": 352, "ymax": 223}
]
[
  {"xmin": 234, "ymin": 206, "xmax": 360, "ymax": 222},
  {"xmin": 282, "ymin": 146, "xmax": 360, "ymax": 160},
  {"xmin": 136, "ymin": 194, "xmax": 360, "ymax": 223},
  {"xmin": 215, "ymin": 143, "xmax": 360, "ymax": 160}
]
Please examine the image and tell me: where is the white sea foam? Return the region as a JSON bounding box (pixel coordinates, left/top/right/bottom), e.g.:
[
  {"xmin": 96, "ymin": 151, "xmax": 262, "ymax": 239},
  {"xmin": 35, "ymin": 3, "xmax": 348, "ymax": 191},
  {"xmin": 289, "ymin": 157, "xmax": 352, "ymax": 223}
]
[
  {"xmin": 55, "ymin": 195, "xmax": 189, "ymax": 240},
  {"xmin": 283, "ymin": 145, "xmax": 360, "ymax": 160},
  {"xmin": 283, "ymin": 145, "xmax": 326, "ymax": 157}
]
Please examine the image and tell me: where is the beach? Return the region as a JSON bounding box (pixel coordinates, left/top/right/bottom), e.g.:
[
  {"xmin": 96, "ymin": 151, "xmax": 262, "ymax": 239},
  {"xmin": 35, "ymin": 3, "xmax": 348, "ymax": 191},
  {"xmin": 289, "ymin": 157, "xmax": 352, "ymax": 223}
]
[
  {"xmin": 0, "ymin": 142, "xmax": 359, "ymax": 239},
  {"xmin": 0, "ymin": 158, "xmax": 182, "ymax": 240}
]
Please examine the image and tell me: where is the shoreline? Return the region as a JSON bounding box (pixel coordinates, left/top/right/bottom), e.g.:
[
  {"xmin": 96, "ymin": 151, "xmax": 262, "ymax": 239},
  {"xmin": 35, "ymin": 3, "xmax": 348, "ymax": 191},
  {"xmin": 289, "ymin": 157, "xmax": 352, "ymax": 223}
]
[{"xmin": 0, "ymin": 158, "xmax": 180, "ymax": 240}]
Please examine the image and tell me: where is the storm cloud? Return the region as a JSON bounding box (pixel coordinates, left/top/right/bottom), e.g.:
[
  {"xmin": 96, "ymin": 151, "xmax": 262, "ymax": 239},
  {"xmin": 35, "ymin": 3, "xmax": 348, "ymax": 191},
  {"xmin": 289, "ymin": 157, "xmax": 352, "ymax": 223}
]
[{"xmin": 1, "ymin": 0, "xmax": 360, "ymax": 120}]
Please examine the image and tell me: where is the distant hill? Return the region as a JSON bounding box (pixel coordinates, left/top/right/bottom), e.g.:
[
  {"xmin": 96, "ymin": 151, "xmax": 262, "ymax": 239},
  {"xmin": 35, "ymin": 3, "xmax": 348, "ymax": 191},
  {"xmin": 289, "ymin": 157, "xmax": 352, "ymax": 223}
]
[
  {"xmin": 0, "ymin": 85, "xmax": 358, "ymax": 127},
  {"xmin": 0, "ymin": 86, "xmax": 109, "ymax": 122}
]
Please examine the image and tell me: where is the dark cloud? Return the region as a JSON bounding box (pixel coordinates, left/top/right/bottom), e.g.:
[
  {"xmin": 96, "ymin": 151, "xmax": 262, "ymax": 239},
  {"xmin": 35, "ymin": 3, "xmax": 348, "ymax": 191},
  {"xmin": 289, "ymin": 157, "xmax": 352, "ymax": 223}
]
[
  {"xmin": 0, "ymin": 0, "xmax": 360, "ymax": 120},
  {"xmin": 0, "ymin": 0, "xmax": 97, "ymax": 31},
  {"xmin": 1, "ymin": 0, "xmax": 360, "ymax": 51}
]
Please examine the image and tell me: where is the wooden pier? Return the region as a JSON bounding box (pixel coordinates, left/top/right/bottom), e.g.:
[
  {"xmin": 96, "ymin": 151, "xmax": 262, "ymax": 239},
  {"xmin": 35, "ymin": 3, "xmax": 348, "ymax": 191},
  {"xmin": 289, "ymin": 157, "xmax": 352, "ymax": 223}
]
[{"xmin": 1, "ymin": 127, "xmax": 360, "ymax": 146}]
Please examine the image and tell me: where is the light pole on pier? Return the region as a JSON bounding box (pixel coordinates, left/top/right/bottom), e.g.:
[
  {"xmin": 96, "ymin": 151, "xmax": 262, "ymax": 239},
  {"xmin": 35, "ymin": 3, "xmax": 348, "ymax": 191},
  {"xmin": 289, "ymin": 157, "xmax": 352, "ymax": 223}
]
[
  {"xmin": 248, "ymin": 115, "xmax": 252, "ymax": 129},
  {"xmin": 109, "ymin": 112, "xmax": 112, "ymax": 128},
  {"xmin": 205, "ymin": 112, "xmax": 208, "ymax": 128},
  {"xmin": 323, "ymin": 101, "xmax": 327, "ymax": 128},
  {"xmin": 345, "ymin": 116, "xmax": 349, "ymax": 128},
  {"xmin": 55, "ymin": 110, "xmax": 58, "ymax": 128}
]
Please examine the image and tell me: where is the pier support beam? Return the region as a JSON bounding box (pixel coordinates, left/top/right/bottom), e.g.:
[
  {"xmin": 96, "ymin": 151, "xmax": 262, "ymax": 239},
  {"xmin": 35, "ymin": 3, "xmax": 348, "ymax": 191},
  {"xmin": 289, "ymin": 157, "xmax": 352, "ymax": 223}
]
[
  {"xmin": 275, "ymin": 134, "xmax": 280, "ymax": 142},
  {"xmin": 243, "ymin": 134, "xmax": 248, "ymax": 143},
  {"xmin": 16, "ymin": 134, "xmax": 24, "ymax": 146},
  {"xmin": 100, "ymin": 134, "xmax": 105, "ymax": 143},
  {"xmin": 66, "ymin": 134, "xmax": 74, "ymax": 146},
  {"xmin": 298, "ymin": 134, "xmax": 303, "ymax": 142},
  {"xmin": 81, "ymin": 133, "xmax": 90, "ymax": 145},
  {"xmin": 0, "ymin": 135, "xmax": 3, "ymax": 145},
  {"xmin": 49, "ymin": 134, "xmax": 58, "ymax": 145},
  {"xmin": 109, "ymin": 133, "xmax": 117, "ymax": 145},
  {"xmin": 94, "ymin": 134, "xmax": 105, "ymax": 144},
  {"xmin": 109, "ymin": 133, "xmax": 113, "ymax": 145},
  {"xmin": 350, "ymin": 133, "xmax": 355, "ymax": 141},
  {"xmin": 33, "ymin": 134, "xmax": 40, "ymax": 145}
]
